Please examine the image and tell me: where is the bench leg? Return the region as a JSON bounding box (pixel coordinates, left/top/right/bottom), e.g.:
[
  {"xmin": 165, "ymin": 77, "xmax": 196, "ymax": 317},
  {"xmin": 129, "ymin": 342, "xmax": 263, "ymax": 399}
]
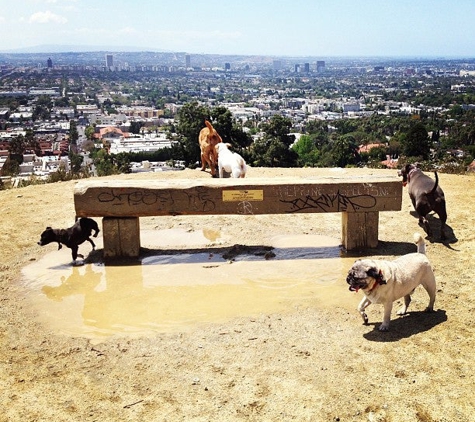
[
  {"xmin": 342, "ymin": 212, "xmax": 379, "ymax": 250},
  {"xmin": 103, "ymin": 217, "xmax": 141, "ymax": 259}
]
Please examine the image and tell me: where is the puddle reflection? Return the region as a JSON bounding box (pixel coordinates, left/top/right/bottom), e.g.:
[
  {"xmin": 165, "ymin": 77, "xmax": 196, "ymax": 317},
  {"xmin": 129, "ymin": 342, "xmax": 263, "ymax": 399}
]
[{"xmin": 22, "ymin": 233, "xmax": 356, "ymax": 341}]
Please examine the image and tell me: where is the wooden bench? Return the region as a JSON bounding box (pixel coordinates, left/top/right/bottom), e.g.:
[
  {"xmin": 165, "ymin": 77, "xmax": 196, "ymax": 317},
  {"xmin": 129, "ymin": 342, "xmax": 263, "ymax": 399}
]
[{"xmin": 74, "ymin": 176, "xmax": 402, "ymax": 258}]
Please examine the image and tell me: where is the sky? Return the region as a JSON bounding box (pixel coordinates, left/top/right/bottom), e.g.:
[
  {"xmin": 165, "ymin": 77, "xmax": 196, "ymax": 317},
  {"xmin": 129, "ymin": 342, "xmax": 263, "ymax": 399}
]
[{"xmin": 1, "ymin": 0, "xmax": 475, "ymax": 57}]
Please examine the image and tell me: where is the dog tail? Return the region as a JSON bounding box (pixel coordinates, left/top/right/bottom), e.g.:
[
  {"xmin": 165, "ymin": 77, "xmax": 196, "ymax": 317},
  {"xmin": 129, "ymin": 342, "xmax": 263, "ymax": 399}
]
[
  {"xmin": 414, "ymin": 232, "xmax": 426, "ymax": 254},
  {"xmin": 430, "ymin": 171, "xmax": 439, "ymax": 195}
]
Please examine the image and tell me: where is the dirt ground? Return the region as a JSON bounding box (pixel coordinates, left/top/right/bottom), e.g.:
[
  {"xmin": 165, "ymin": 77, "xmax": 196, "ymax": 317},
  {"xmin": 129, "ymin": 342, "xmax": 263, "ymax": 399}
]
[{"xmin": 0, "ymin": 167, "xmax": 474, "ymax": 422}]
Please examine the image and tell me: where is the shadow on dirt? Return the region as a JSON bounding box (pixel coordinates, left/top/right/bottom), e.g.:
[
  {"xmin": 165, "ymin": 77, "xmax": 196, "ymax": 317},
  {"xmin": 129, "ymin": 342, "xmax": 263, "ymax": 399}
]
[
  {"xmin": 408, "ymin": 210, "xmax": 458, "ymax": 247},
  {"xmin": 363, "ymin": 309, "xmax": 447, "ymax": 342},
  {"xmin": 343, "ymin": 240, "xmax": 417, "ymax": 259}
]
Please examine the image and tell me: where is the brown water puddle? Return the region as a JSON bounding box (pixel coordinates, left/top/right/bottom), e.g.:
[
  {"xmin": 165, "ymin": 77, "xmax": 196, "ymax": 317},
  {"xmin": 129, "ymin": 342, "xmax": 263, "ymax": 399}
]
[{"xmin": 22, "ymin": 229, "xmax": 358, "ymax": 342}]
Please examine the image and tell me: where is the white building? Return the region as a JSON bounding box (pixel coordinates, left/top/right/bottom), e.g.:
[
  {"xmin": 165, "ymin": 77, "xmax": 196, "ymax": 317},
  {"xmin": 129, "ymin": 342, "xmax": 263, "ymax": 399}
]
[{"xmin": 109, "ymin": 133, "xmax": 175, "ymax": 154}]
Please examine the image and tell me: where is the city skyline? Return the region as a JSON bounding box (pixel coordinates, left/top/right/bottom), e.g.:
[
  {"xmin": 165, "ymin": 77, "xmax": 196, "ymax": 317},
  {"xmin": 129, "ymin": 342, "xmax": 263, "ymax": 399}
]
[{"xmin": 1, "ymin": 0, "xmax": 475, "ymax": 58}]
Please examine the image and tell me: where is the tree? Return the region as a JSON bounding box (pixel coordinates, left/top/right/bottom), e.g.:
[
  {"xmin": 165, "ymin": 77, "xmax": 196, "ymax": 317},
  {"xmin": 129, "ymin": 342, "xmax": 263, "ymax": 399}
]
[
  {"xmin": 84, "ymin": 125, "xmax": 96, "ymax": 140},
  {"xmin": 330, "ymin": 134, "xmax": 359, "ymax": 167},
  {"xmin": 292, "ymin": 134, "xmax": 321, "ymax": 166},
  {"xmin": 91, "ymin": 148, "xmax": 117, "ymax": 176},
  {"xmin": 210, "ymin": 106, "xmax": 233, "ymax": 142},
  {"xmin": 251, "ymin": 116, "xmax": 297, "ymax": 167},
  {"xmin": 113, "ymin": 152, "xmax": 131, "ymax": 174},
  {"xmin": 210, "ymin": 106, "xmax": 253, "ymax": 152},
  {"xmin": 261, "ymin": 115, "xmax": 295, "ymax": 147},
  {"xmin": 69, "ymin": 151, "xmax": 84, "ymax": 175},
  {"xmin": 8, "ymin": 134, "xmax": 26, "ymax": 156},
  {"xmin": 69, "ymin": 120, "xmax": 79, "ymax": 147},
  {"xmin": 173, "ymin": 102, "xmax": 210, "ymax": 166},
  {"xmin": 402, "ymin": 122, "xmax": 430, "ymax": 159},
  {"xmin": 173, "ymin": 102, "xmax": 252, "ymax": 167},
  {"xmin": 130, "ymin": 121, "xmax": 144, "ymax": 135},
  {"xmin": 33, "ymin": 95, "xmax": 52, "ymax": 121}
]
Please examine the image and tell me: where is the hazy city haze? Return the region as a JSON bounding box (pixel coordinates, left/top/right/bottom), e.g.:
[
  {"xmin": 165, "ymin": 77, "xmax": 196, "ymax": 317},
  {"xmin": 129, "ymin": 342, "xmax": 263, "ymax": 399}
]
[{"xmin": 1, "ymin": 0, "xmax": 474, "ymax": 57}]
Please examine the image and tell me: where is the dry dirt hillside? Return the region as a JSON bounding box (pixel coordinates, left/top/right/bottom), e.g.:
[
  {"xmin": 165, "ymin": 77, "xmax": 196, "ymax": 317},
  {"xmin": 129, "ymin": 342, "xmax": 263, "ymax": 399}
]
[{"xmin": 0, "ymin": 167, "xmax": 474, "ymax": 422}]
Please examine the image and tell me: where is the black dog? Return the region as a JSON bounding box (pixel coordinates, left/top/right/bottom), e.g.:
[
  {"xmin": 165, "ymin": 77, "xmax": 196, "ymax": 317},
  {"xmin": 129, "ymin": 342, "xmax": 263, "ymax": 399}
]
[
  {"xmin": 398, "ymin": 164, "xmax": 447, "ymax": 240},
  {"xmin": 38, "ymin": 217, "xmax": 100, "ymax": 263}
]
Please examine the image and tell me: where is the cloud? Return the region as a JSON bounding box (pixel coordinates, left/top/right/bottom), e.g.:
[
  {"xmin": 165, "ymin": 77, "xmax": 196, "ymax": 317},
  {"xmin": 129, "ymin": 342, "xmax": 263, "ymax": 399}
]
[{"xmin": 29, "ymin": 11, "xmax": 67, "ymax": 24}]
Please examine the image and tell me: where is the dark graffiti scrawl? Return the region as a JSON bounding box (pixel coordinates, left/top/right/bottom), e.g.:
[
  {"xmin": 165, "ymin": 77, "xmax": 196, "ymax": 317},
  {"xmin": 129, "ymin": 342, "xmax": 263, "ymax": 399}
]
[
  {"xmin": 183, "ymin": 187, "xmax": 216, "ymax": 212},
  {"xmin": 97, "ymin": 189, "xmax": 174, "ymax": 208},
  {"xmin": 280, "ymin": 190, "xmax": 377, "ymax": 212}
]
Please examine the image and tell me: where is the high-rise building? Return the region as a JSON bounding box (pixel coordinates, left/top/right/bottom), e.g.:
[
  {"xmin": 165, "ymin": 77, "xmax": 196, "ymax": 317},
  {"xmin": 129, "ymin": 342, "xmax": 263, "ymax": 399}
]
[
  {"xmin": 47, "ymin": 58, "xmax": 53, "ymax": 69},
  {"xmin": 106, "ymin": 54, "xmax": 114, "ymax": 68},
  {"xmin": 225, "ymin": 62, "xmax": 231, "ymax": 71},
  {"xmin": 304, "ymin": 63, "xmax": 310, "ymax": 73},
  {"xmin": 316, "ymin": 60, "xmax": 326, "ymax": 73},
  {"xmin": 185, "ymin": 54, "xmax": 191, "ymax": 68}
]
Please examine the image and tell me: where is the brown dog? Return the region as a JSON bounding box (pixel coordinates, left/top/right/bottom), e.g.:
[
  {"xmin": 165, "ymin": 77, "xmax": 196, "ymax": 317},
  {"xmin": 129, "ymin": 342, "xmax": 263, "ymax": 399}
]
[{"xmin": 198, "ymin": 120, "xmax": 222, "ymax": 177}]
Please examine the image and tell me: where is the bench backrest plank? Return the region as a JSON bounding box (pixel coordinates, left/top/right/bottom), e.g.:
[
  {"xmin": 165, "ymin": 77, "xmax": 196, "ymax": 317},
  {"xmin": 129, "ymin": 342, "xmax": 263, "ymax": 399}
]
[{"xmin": 74, "ymin": 177, "xmax": 402, "ymax": 217}]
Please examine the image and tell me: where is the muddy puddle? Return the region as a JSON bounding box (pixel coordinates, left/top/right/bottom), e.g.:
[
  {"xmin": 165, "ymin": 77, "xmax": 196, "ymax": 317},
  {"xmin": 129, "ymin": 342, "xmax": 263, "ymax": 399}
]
[{"xmin": 22, "ymin": 229, "xmax": 358, "ymax": 342}]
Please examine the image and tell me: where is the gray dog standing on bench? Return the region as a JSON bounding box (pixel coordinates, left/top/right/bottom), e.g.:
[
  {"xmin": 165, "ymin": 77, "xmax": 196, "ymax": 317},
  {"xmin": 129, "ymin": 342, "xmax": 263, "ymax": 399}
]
[{"xmin": 398, "ymin": 163, "xmax": 447, "ymax": 240}]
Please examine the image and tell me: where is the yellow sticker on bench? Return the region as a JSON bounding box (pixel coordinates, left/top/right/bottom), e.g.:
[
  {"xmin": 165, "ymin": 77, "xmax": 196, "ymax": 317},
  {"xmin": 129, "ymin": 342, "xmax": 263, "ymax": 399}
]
[{"xmin": 222, "ymin": 190, "xmax": 264, "ymax": 202}]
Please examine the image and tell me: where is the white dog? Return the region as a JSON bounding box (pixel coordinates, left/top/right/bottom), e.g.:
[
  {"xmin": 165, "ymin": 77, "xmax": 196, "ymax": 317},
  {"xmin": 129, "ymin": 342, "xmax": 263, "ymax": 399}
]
[
  {"xmin": 215, "ymin": 142, "xmax": 247, "ymax": 178},
  {"xmin": 346, "ymin": 233, "xmax": 436, "ymax": 331}
]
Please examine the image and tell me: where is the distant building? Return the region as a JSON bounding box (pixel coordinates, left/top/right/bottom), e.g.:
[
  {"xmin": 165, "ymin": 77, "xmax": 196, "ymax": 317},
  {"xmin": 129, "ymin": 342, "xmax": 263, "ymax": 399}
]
[
  {"xmin": 185, "ymin": 54, "xmax": 191, "ymax": 68},
  {"xmin": 76, "ymin": 104, "xmax": 99, "ymax": 116},
  {"xmin": 304, "ymin": 63, "xmax": 310, "ymax": 73},
  {"xmin": 343, "ymin": 103, "xmax": 361, "ymax": 113},
  {"xmin": 29, "ymin": 87, "xmax": 60, "ymax": 97},
  {"xmin": 106, "ymin": 54, "xmax": 114, "ymax": 68},
  {"xmin": 273, "ymin": 60, "xmax": 282, "ymax": 71},
  {"xmin": 316, "ymin": 61, "xmax": 326, "ymax": 73},
  {"xmin": 225, "ymin": 62, "xmax": 231, "ymax": 71},
  {"xmin": 47, "ymin": 58, "xmax": 53, "ymax": 69}
]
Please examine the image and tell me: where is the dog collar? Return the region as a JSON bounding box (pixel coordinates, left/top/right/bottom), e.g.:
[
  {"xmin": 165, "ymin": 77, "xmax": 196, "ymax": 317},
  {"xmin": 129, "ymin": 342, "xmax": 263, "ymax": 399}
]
[
  {"xmin": 368, "ymin": 270, "xmax": 386, "ymax": 293},
  {"xmin": 407, "ymin": 168, "xmax": 417, "ymax": 183}
]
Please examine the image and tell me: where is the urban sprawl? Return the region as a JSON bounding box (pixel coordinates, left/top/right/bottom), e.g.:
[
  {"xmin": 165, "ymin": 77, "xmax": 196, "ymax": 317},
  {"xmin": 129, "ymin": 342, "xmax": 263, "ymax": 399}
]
[{"xmin": 1, "ymin": 51, "xmax": 475, "ymax": 187}]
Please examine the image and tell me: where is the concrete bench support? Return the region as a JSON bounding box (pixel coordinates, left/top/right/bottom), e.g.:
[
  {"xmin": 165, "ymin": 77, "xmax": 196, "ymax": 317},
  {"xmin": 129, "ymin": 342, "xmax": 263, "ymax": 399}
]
[{"xmin": 74, "ymin": 176, "xmax": 402, "ymax": 258}]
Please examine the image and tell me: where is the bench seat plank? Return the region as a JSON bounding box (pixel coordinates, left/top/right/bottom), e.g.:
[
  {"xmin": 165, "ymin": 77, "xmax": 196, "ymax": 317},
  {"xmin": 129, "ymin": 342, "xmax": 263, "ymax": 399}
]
[{"xmin": 74, "ymin": 177, "xmax": 402, "ymax": 218}]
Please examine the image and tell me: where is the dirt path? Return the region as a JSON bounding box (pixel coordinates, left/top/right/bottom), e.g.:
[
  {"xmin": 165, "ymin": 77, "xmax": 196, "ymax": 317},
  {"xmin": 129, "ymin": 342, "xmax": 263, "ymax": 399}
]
[{"xmin": 1, "ymin": 167, "xmax": 474, "ymax": 421}]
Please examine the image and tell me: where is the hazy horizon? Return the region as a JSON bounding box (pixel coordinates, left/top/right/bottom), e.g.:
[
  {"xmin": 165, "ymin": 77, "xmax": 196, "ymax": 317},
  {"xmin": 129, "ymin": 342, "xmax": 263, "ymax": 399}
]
[{"xmin": 1, "ymin": 44, "xmax": 473, "ymax": 61}]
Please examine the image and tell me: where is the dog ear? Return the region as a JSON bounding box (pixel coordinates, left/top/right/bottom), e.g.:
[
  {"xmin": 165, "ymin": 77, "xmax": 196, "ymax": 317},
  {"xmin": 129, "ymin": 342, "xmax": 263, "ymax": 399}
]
[
  {"xmin": 46, "ymin": 226, "xmax": 52, "ymax": 230},
  {"xmin": 366, "ymin": 267, "xmax": 380, "ymax": 279},
  {"xmin": 367, "ymin": 267, "xmax": 386, "ymax": 285}
]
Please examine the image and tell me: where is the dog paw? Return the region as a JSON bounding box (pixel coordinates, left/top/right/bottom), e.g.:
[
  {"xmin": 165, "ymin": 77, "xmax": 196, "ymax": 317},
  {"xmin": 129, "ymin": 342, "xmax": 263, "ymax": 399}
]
[
  {"xmin": 396, "ymin": 308, "xmax": 407, "ymax": 316},
  {"xmin": 424, "ymin": 307, "xmax": 434, "ymax": 313},
  {"xmin": 379, "ymin": 324, "xmax": 390, "ymax": 331}
]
